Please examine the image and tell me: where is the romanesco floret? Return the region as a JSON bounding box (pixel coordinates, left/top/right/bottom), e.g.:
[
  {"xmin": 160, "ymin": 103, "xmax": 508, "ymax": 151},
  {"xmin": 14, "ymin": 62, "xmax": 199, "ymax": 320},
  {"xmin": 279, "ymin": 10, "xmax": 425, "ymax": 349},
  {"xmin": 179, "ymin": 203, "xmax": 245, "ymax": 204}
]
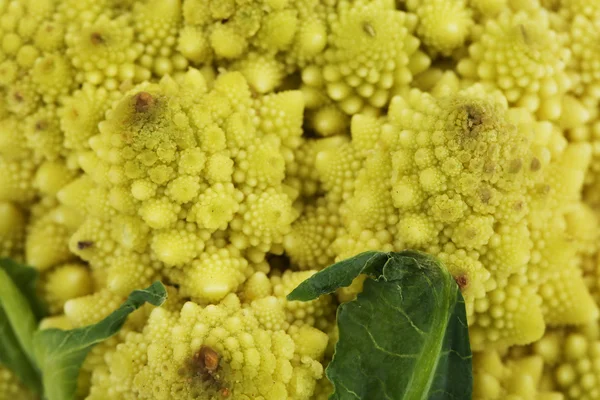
[
  {"xmin": 60, "ymin": 68, "xmax": 302, "ymax": 304},
  {"xmin": 406, "ymin": 0, "xmax": 473, "ymax": 56},
  {"xmin": 0, "ymin": 366, "xmax": 36, "ymax": 400},
  {"xmin": 132, "ymin": 0, "xmax": 187, "ymax": 77},
  {"xmin": 65, "ymin": 14, "xmax": 140, "ymax": 87},
  {"xmin": 87, "ymin": 293, "xmax": 327, "ymax": 399},
  {"xmin": 468, "ymin": 0, "xmax": 507, "ymax": 18},
  {"xmin": 3, "ymin": 0, "xmax": 600, "ymax": 398},
  {"xmin": 270, "ymin": 269, "xmax": 337, "ymax": 333},
  {"xmin": 288, "ymin": 84, "xmax": 597, "ymax": 350},
  {"xmin": 179, "ymin": 0, "xmax": 325, "ymax": 86},
  {"xmin": 26, "ymin": 204, "xmax": 81, "ymax": 270},
  {"xmin": 0, "ymin": 201, "xmax": 25, "ymax": 260},
  {"xmin": 300, "ymin": 0, "xmax": 428, "ymax": 135},
  {"xmin": 457, "ymin": 7, "xmax": 571, "ymax": 118},
  {"xmin": 473, "ymin": 350, "xmax": 562, "ymax": 399},
  {"xmin": 518, "ymin": 323, "xmax": 600, "ymax": 400},
  {"xmin": 64, "ymin": 288, "xmax": 125, "ymax": 327},
  {"xmin": 40, "ymin": 262, "xmax": 94, "ymax": 314},
  {"xmin": 283, "ymin": 197, "xmax": 341, "ymax": 270},
  {"xmin": 554, "ymin": 3, "xmax": 600, "ymax": 102},
  {"xmin": 59, "ymin": 84, "xmax": 120, "ymax": 154}
]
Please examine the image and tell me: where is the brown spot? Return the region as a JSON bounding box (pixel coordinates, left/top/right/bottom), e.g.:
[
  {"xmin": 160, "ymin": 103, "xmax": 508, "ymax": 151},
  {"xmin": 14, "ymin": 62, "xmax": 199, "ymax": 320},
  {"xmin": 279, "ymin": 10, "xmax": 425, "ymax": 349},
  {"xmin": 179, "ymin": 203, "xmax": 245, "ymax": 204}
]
[
  {"xmin": 90, "ymin": 32, "xmax": 105, "ymax": 45},
  {"xmin": 479, "ymin": 187, "xmax": 492, "ymax": 203},
  {"xmin": 35, "ymin": 120, "xmax": 48, "ymax": 131},
  {"xmin": 513, "ymin": 201, "xmax": 524, "ymax": 212},
  {"xmin": 466, "ymin": 106, "xmax": 482, "ymax": 129},
  {"xmin": 454, "ymin": 275, "xmax": 468, "ymax": 290},
  {"xmin": 519, "ymin": 24, "xmax": 529, "ymax": 45},
  {"xmin": 134, "ymin": 92, "xmax": 155, "ymax": 113},
  {"xmin": 465, "ymin": 229, "xmax": 477, "ymax": 240},
  {"xmin": 363, "ymin": 22, "xmax": 376, "ymax": 37},
  {"xmin": 530, "ymin": 157, "xmax": 541, "ymax": 171},
  {"xmin": 77, "ymin": 241, "xmax": 94, "ymax": 250},
  {"xmin": 190, "ymin": 346, "xmax": 221, "ymax": 379},
  {"xmin": 46, "ymin": 25, "xmax": 54, "ymax": 32},
  {"xmin": 461, "ymin": 104, "xmax": 485, "ymax": 140},
  {"xmin": 13, "ymin": 92, "xmax": 23, "ymax": 102},
  {"xmin": 508, "ymin": 159, "xmax": 522, "ymax": 173},
  {"xmin": 538, "ymin": 184, "xmax": 550, "ymax": 195},
  {"xmin": 483, "ymin": 162, "xmax": 495, "ymax": 174},
  {"xmin": 220, "ymin": 388, "xmax": 230, "ymax": 397},
  {"xmin": 43, "ymin": 58, "xmax": 55, "ymax": 71},
  {"xmin": 199, "ymin": 346, "xmax": 220, "ymax": 372}
]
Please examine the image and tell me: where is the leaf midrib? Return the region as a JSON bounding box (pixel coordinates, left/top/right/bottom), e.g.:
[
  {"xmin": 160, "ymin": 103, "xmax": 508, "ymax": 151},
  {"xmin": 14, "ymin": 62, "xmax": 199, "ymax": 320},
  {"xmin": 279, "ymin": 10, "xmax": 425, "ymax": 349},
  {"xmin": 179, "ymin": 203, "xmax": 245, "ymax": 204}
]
[{"xmin": 402, "ymin": 273, "xmax": 453, "ymax": 400}]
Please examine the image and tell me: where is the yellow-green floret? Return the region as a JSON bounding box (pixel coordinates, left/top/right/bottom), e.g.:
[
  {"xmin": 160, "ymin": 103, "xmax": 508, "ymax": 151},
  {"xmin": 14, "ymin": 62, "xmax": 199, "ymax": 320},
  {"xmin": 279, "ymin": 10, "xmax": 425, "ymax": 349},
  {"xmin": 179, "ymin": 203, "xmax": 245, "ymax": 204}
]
[
  {"xmin": 286, "ymin": 84, "xmax": 596, "ymax": 350},
  {"xmin": 457, "ymin": 7, "xmax": 571, "ymax": 118},
  {"xmin": 4, "ymin": 0, "xmax": 600, "ymax": 398},
  {"xmin": 0, "ymin": 201, "xmax": 25, "ymax": 260},
  {"xmin": 472, "ymin": 350, "xmax": 562, "ymax": 399},
  {"xmin": 40, "ymin": 262, "xmax": 94, "ymax": 314},
  {"xmin": 86, "ymin": 293, "xmax": 327, "ymax": 399},
  {"xmin": 0, "ymin": 366, "xmax": 36, "ymax": 400},
  {"xmin": 511, "ymin": 322, "xmax": 600, "ymax": 400},
  {"xmin": 58, "ymin": 68, "xmax": 303, "ymax": 308},
  {"xmin": 406, "ymin": 0, "xmax": 473, "ymax": 56},
  {"xmin": 300, "ymin": 0, "xmax": 429, "ymax": 135}
]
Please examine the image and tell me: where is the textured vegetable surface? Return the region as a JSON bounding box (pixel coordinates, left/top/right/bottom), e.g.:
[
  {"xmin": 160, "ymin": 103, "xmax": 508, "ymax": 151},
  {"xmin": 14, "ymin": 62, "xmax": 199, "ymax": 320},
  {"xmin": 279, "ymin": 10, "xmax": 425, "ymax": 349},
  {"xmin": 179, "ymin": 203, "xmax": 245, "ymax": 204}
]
[
  {"xmin": 0, "ymin": 258, "xmax": 167, "ymax": 400},
  {"xmin": 34, "ymin": 281, "xmax": 167, "ymax": 400},
  {"xmin": 0, "ymin": 259, "xmax": 43, "ymax": 394},
  {"xmin": 289, "ymin": 251, "xmax": 472, "ymax": 400},
  {"xmin": 2, "ymin": 0, "xmax": 600, "ymax": 398}
]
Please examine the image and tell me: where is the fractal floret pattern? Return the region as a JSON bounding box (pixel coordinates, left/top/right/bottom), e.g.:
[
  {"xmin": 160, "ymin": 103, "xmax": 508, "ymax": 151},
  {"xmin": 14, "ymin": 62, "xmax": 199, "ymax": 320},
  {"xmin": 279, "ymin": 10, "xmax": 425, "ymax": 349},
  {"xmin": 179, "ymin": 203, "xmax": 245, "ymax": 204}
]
[
  {"xmin": 3, "ymin": 0, "xmax": 600, "ymax": 399},
  {"xmin": 60, "ymin": 68, "xmax": 303, "ymax": 307},
  {"xmin": 86, "ymin": 293, "xmax": 327, "ymax": 400},
  {"xmin": 286, "ymin": 84, "xmax": 597, "ymax": 350}
]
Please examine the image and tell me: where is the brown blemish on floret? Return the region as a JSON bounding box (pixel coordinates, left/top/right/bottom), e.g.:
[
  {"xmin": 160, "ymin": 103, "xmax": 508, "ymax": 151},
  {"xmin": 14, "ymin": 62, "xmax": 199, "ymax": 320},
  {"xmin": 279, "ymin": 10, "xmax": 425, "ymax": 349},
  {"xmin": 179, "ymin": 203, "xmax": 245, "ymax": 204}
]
[
  {"xmin": 509, "ymin": 159, "xmax": 522, "ymax": 173},
  {"xmin": 13, "ymin": 92, "xmax": 23, "ymax": 102},
  {"xmin": 77, "ymin": 240, "xmax": 94, "ymax": 250},
  {"xmin": 518, "ymin": 24, "xmax": 530, "ymax": 45},
  {"xmin": 35, "ymin": 120, "xmax": 48, "ymax": 131},
  {"xmin": 536, "ymin": 184, "xmax": 550, "ymax": 195},
  {"xmin": 363, "ymin": 22, "xmax": 376, "ymax": 37},
  {"xmin": 479, "ymin": 187, "xmax": 492, "ymax": 203},
  {"xmin": 513, "ymin": 200, "xmax": 524, "ymax": 212},
  {"xmin": 90, "ymin": 32, "xmax": 105, "ymax": 46},
  {"xmin": 465, "ymin": 105, "xmax": 483, "ymax": 131},
  {"xmin": 68, "ymin": 107, "xmax": 79, "ymax": 118},
  {"xmin": 196, "ymin": 345, "xmax": 220, "ymax": 373},
  {"xmin": 181, "ymin": 345, "xmax": 232, "ymax": 397},
  {"xmin": 530, "ymin": 157, "xmax": 541, "ymax": 171},
  {"xmin": 456, "ymin": 103, "xmax": 488, "ymax": 142},
  {"xmin": 454, "ymin": 274, "xmax": 468, "ymax": 291},
  {"xmin": 134, "ymin": 92, "xmax": 155, "ymax": 114},
  {"xmin": 39, "ymin": 57, "xmax": 56, "ymax": 73}
]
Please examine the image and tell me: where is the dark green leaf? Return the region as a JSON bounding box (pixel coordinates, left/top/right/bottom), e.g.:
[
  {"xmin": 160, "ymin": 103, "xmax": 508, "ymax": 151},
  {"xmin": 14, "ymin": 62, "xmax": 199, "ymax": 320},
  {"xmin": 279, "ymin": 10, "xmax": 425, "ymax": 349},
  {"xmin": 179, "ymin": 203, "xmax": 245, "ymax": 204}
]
[
  {"xmin": 0, "ymin": 264, "xmax": 43, "ymax": 394},
  {"xmin": 0, "ymin": 306, "xmax": 42, "ymax": 393},
  {"xmin": 33, "ymin": 281, "xmax": 168, "ymax": 400},
  {"xmin": 288, "ymin": 251, "xmax": 472, "ymax": 400},
  {"xmin": 0, "ymin": 258, "xmax": 47, "ymax": 320},
  {"xmin": 287, "ymin": 251, "xmax": 387, "ymax": 301}
]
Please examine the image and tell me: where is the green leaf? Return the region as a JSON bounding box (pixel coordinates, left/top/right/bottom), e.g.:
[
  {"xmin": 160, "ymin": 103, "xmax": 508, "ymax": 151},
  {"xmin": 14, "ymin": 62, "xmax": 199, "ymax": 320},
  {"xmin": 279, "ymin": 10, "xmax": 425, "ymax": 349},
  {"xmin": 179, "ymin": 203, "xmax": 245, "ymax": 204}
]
[
  {"xmin": 33, "ymin": 281, "xmax": 168, "ymax": 400},
  {"xmin": 288, "ymin": 251, "xmax": 473, "ymax": 400},
  {"xmin": 0, "ymin": 260, "xmax": 44, "ymax": 393},
  {"xmin": 0, "ymin": 258, "xmax": 47, "ymax": 320},
  {"xmin": 0, "ymin": 307, "xmax": 43, "ymax": 393}
]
